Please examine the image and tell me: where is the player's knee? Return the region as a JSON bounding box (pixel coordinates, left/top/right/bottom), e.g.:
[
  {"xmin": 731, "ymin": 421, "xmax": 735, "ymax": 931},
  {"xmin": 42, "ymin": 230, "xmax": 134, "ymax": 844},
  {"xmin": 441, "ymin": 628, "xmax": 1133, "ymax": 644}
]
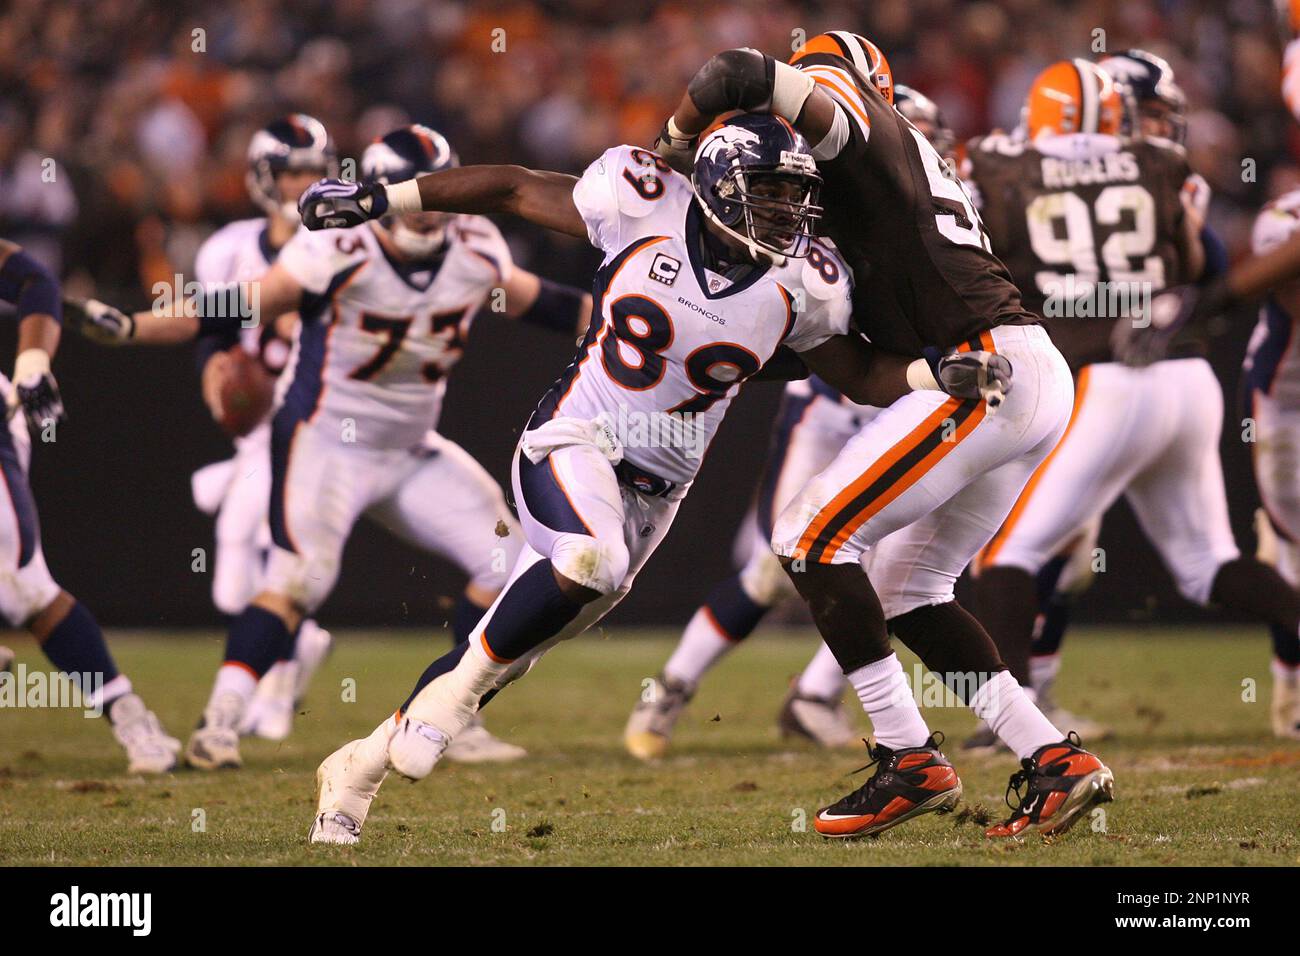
[
  {"xmin": 739, "ymin": 547, "xmax": 794, "ymax": 605},
  {"xmin": 550, "ymin": 533, "xmax": 629, "ymax": 598},
  {"xmin": 0, "ymin": 558, "xmax": 63, "ymax": 629}
]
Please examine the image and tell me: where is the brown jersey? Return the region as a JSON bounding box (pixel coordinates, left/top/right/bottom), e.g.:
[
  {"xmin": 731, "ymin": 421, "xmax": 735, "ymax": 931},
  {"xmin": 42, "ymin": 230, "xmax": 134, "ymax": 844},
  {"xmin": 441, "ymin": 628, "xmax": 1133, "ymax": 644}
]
[
  {"xmin": 964, "ymin": 131, "xmax": 1195, "ymax": 368},
  {"xmin": 795, "ymin": 53, "xmax": 1036, "ymax": 357}
]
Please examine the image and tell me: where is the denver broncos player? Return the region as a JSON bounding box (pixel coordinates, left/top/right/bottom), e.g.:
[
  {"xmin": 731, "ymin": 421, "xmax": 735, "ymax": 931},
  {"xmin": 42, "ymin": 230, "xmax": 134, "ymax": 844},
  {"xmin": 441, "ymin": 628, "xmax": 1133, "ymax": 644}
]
[
  {"xmin": 190, "ymin": 114, "xmax": 336, "ymax": 742},
  {"xmin": 76, "ymin": 125, "xmax": 591, "ymax": 770},
  {"xmin": 0, "ymin": 239, "xmax": 179, "ymax": 773},
  {"xmin": 657, "ymin": 33, "xmax": 1112, "ymax": 839},
  {"xmin": 293, "ymin": 113, "xmax": 1007, "ymax": 845},
  {"xmin": 967, "ymin": 59, "xmax": 1300, "ymax": 744},
  {"xmin": 1244, "ymin": 188, "xmax": 1300, "ymax": 737},
  {"xmin": 622, "ymin": 84, "xmax": 960, "ymax": 761}
]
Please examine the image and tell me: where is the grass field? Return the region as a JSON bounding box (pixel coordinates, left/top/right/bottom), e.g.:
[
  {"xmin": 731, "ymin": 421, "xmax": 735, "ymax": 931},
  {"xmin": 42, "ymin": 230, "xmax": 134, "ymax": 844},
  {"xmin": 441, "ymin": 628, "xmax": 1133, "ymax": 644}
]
[{"xmin": 1, "ymin": 627, "xmax": 1297, "ymax": 866}]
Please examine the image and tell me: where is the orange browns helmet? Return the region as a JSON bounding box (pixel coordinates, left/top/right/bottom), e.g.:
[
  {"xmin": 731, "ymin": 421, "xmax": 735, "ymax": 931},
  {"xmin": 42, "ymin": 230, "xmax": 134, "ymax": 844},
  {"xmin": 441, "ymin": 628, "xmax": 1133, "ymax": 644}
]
[
  {"xmin": 790, "ymin": 30, "xmax": 894, "ymax": 105},
  {"xmin": 1025, "ymin": 58, "xmax": 1124, "ymax": 141}
]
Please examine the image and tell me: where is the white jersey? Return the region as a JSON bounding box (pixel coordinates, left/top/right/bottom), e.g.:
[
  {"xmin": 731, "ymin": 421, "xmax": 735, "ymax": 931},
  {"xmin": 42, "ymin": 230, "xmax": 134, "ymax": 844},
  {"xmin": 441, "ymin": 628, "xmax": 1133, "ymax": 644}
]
[
  {"xmin": 534, "ymin": 144, "xmax": 851, "ymax": 485},
  {"xmin": 195, "ymin": 217, "xmax": 287, "ymax": 363},
  {"xmin": 275, "ymin": 215, "xmax": 513, "ymax": 449},
  {"xmin": 1245, "ymin": 189, "xmax": 1300, "ymax": 408}
]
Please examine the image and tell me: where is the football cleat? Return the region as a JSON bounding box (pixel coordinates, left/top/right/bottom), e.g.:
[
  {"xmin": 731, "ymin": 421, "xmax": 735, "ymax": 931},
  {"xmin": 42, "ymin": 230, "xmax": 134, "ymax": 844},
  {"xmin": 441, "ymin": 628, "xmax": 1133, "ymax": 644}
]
[
  {"xmin": 443, "ymin": 715, "xmax": 527, "ymax": 763},
  {"xmin": 623, "ymin": 673, "xmax": 695, "ymax": 761},
  {"xmin": 184, "ymin": 693, "xmax": 244, "ymax": 770},
  {"xmin": 814, "ymin": 733, "xmax": 962, "ymax": 838},
  {"xmin": 292, "ymin": 620, "xmax": 333, "ymax": 702},
  {"xmin": 387, "ymin": 716, "xmax": 450, "ymax": 781},
  {"xmin": 310, "ymin": 730, "xmax": 390, "ymax": 845},
  {"xmin": 960, "ymin": 720, "xmax": 1010, "ymax": 755},
  {"xmin": 240, "ymin": 660, "xmax": 300, "ymax": 741},
  {"xmin": 0, "ymin": 645, "xmax": 13, "ymax": 673},
  {"xmin": 1040, "ymin": 704, "xmax": 1113, "ymax": 743},
  {"xmin": 1271, "ymin": 670, "xmax": 1300, "ymax": 740},
  {"xmin": 777, "ymin": 685, "xmax": 858, "ymax": 748},
  {"xmin": 985, "ymin": 732, "xmax": 1115, "ymax": 839},
  {"xmin": 109, "ymin": 694, "xmax": 181, "ymax": 774}
]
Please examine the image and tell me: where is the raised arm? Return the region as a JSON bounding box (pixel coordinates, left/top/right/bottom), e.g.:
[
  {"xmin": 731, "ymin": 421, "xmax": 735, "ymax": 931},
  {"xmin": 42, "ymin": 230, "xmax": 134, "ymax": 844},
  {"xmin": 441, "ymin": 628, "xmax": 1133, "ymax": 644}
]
[
  {"xmin": 299, "ymin": 166, "xmax": 588, "ymax": 239},
  {"xmin": 0, "ymin": 240, "xmax": 67, "ymax": 429}
]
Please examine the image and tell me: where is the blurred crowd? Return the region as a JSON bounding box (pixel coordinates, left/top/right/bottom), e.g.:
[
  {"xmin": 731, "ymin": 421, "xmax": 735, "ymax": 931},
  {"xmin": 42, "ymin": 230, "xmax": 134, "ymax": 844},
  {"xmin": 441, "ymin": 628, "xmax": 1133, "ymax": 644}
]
[{"xmin": 2, "ymin": 0, "xmax": 1298, "ymax": 302}]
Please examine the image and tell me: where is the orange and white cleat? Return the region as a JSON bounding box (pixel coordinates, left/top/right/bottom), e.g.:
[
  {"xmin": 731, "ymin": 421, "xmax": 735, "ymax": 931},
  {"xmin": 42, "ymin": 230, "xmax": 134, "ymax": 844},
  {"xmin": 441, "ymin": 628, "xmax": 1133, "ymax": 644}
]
[
  {"xmin": 985, "ymin": 732, "xmax": 1114, "ymax": 839},
  {"xmin": 814, "ymin": 733, "xmax": 962, "ymax": 838}
]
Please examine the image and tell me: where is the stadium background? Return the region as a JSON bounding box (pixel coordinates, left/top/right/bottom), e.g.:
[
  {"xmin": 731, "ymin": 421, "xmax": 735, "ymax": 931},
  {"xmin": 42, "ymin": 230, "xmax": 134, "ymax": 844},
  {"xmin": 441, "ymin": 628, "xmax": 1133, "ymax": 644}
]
[{"xmin": 0, "ymin": 0, "xmax": 1295, "ymax": 628}]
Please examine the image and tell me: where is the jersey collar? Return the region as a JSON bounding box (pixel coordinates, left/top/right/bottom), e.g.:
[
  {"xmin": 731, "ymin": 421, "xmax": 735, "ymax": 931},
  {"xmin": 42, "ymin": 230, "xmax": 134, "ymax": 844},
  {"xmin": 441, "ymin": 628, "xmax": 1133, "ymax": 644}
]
[{"xmin": 685, "ymin": 202, "xmax": 770, "ymax": 300}]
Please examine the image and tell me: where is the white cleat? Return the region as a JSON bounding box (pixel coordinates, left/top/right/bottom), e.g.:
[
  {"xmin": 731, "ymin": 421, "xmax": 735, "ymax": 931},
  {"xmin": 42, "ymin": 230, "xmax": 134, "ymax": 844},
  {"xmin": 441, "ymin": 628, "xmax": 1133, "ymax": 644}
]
[
  {"xmin": 293, "ymin": 620, "xmax": 333, "ymax": 701},
  {"xmin": 185, "ymin": 693, "xmax": 244, "ymax": 770},
  {"xmin": 109, "ymin": 694, "xmax": 181, "ymax": 774},
  {"xmin": 1271, "ymin": 672, "xmax": 1300, "ymax": 740},
  {"xmin": 443, "ymin": 715, "xmax": 527, "ymax": 763},
  {"xmin": 241, "ymin": 660, "xmax": 300, "ymax": 741},
  {"xmin": 0, "ymin": 645, "xmax": 14, "ymax": 673},
  {"xmin": 623, "ymin": 673, "xmax": 695, "ymax": 761},
  {"xmin": 309, "ymin": 810, "xmax": 362, "ymax": 845},
  {"xmin": 387, "ymin": 717, "xmax": 450, "ymax": 781},
  {"xmin": 777, "ymin": 686, "xmax": 859, "ymax": 748},
  {"xmin": 1042, "ymin": 704, "xmax": 1113, "ymax": 743}
]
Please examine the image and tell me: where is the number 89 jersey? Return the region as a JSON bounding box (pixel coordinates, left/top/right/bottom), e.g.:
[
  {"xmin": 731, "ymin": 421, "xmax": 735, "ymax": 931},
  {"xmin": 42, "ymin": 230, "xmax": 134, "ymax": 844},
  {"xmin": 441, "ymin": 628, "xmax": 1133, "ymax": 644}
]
[
  {"xmin": 276, "ymin": 215, "xmax": 512, "ymax": 449},
  {"xmin": 533, "ymin": 144, "xmax": 852, "ymax": 485}
]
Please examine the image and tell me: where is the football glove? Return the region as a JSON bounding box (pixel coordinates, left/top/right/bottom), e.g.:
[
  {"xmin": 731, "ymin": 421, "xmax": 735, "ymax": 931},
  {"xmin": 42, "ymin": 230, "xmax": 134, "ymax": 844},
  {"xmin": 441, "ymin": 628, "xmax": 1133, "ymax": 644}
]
[
  {"xmin": 63, "ymin": 296, "xmax": 135, "ymax": 344},
  {"xmin": 932, "ymin": 348, "xmax": 1014, "ymax": 408},
  {"xmin": 1109, "ymin": 279, "xmax": 1228, "ymax": 367},
  {"xmin": 12, "ymin": 371, "xmax": 66, "ymax": 432},
  {"xmin": 299, "ymin": 179, "xmax": 389, "ymax": 230},
  {"xmin": 653, "ymin": 120, "xmax": 698, "ymax": 177}
]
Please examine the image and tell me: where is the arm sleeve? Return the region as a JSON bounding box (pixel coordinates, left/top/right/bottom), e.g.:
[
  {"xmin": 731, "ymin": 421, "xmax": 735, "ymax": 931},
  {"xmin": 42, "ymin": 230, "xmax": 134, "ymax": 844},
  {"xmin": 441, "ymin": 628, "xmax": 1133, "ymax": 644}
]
[{"xmin": 0, "ymin": 242, "xmax": 62, "ymax": 323}]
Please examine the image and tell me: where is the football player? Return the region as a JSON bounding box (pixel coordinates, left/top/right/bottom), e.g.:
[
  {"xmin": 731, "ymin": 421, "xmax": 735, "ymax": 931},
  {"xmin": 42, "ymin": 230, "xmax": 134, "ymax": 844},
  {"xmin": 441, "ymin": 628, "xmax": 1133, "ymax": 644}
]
[
  {"xmin": 1243, "ymin": 188, "xmax": 1300, "ymax": 738},
  {"xmin": 74, "ymin": 125, "xmax": 592, "ymax": 769},
  {"xmin": 0, "ymin": 239, "xmax": 179, "ymax": 772},
  {"xmin": 622, "ymin": 84, "xmax": 959, "ymax": 761},
  {"xmin": 293, "ymin": 113, "xmax": 1009, "ymax": 845},
  {"xmin": 190, "ymin": 114, "xmax": 336, "ymax": 742},
  {"xmin": 966, "ymin": 59, "xmax": 1300, "ymax": 744},
  {"xmin": 656, "ymin": 33, "xmax": 1113, "ymax": 839}
]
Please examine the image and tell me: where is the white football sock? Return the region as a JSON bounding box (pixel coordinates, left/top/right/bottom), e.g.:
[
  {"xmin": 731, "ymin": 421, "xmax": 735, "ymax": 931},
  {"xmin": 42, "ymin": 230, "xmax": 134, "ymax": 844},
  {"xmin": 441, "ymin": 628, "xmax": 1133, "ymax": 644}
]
[
  {"xmin": 404, "ymin": 638, "xmax": 510, "ymax": 738},
  {"xmin": 1028, "ymin": 652, "xmax": 1060, "ymax": 695},
  {"xmin": 846, "ymin": 653, "xmax": 931, "ymax": 750},
  {"xmin": 663, "ymin": 607, "xmax": 734, "ymax": 685},
  {"xmin": 210, "ymin": 663, "xmax": 258, "ymax": 711},
  {"xmin": 796, "ymin": 642, "xmax": 847, "ymax": 700},
  {"xmin": 971, "ymin": 670, "xmax": 1062, "ymax": 760}
]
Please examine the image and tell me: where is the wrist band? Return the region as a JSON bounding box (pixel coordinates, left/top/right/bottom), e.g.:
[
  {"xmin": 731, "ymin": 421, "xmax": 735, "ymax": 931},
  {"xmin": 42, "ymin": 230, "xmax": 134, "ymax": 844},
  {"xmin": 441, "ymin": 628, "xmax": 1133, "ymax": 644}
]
[
  {"xmin": 14, "ymin": 348, "xmax": 50, "ymax": 383},
  {"xmin": 385, "ymin": 179, "xmax": 423, "ymax": 215},
  {"xmin": 906, "ymin": 357, "xmax": 940, "ymax": 391}
]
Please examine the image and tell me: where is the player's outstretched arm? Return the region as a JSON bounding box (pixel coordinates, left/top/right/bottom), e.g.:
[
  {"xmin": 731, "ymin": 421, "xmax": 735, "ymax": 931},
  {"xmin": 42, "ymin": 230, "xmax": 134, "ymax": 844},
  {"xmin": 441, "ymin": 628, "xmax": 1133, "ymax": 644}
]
[
  {"xmin": 299, "ymin": 167, "xmax": 588, "ymax": 239},
  {"xmin": 799, "ymin": 333, "xmax": 1013, "ymax": 409},
  {"xmin": 656, "ymin": 48, "xmax": 839, "ymax": 173},
  {"xmin": 68, "ymin": 264, "xmax": 304, "ymax": 347},
  {"xmin": 0, "ymin": 241, "xmax": 67, "ymax": 429},
  {"xmin": 501, "ymin": 268, "xmax": 593, "ymax": 337}
]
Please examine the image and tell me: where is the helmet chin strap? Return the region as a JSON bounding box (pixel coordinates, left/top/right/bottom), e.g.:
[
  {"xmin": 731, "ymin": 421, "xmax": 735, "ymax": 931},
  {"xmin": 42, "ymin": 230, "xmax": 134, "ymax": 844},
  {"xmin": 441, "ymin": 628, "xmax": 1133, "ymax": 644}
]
[{"xmin": 696, "ymin": 199, "xmax": 787, "ymax": 268}]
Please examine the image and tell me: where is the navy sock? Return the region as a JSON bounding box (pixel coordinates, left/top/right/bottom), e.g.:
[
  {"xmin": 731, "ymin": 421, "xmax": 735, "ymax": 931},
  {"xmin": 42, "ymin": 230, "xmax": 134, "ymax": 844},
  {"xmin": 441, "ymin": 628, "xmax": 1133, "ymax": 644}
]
[
  {"xmin": 1029, "ymin": 555, "xmax": 1071, "ymax": 658},
  {"xmin": 1270, "ymin": 623, "xmax": 1300, "ymax": 667},
  {"xmin": 224, "ymin": 605, "xmax": 292, "ymax": 678},
  {"xmin": 452, "ymin": 593, "xmax": 490, "ymax": 646},
  {"xmin": 703, "ymin": 573, "xmax": 769, "ymax": 642},
  {"xmin": 481, "ymin": 558, "xmax": 585, "ymax": 662},
  {"xmin": 40, "ymin": 601, "xmax": 119, "ymax": 698}
]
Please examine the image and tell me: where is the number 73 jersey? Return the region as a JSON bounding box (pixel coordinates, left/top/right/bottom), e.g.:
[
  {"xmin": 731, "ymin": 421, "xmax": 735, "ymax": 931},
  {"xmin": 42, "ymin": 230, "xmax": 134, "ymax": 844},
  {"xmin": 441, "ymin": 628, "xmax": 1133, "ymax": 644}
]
[
  {"xmin": 274, "ymin": 215, "xmax": 512, "ymax": 449},
  {"xmin": 535, "ymin": 145, "xmax": 852, "ymax": 486}
]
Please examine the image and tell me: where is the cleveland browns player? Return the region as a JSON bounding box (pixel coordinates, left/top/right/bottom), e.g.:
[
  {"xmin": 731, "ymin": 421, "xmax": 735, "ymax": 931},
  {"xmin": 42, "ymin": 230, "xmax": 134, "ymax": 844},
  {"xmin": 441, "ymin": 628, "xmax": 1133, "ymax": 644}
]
[
  {"xmin": 657, "ymin": 32, "xmax": 1113, "ymax": 840},
  {"xmin": 966, "ymin": 58, "xmax": 1300, "ymax": 744}
]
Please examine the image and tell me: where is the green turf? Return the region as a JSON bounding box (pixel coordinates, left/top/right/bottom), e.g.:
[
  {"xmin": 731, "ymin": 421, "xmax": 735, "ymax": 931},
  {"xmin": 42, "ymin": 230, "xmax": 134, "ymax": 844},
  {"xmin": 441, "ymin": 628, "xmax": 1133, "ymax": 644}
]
[{"xmin": 1, "ymin": 627, "xmax": 1297, "ymax": 866}]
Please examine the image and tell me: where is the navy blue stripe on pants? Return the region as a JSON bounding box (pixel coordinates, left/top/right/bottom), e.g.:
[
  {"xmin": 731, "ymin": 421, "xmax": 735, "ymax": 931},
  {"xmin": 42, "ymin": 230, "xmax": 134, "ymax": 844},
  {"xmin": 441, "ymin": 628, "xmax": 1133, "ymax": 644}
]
[{"xmin": 0, "ymin": 427, "xmax": 39, "ymax": 568}]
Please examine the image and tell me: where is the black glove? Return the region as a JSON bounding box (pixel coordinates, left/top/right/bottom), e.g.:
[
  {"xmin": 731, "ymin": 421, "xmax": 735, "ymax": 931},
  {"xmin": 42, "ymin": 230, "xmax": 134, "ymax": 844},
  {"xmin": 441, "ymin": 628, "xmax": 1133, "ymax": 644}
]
[
  {"xmin": 13, "ymin": 372, "xmax": 66, "ymax": 431},
  {"xmin": 63, "ymin": 296, "xmax": 135, "ymax": 344},
  {"xmin": 299, "ymin": 178, "xmax": 390, "ymax": 230},
  {"xmin": 932, "ymin": 348, "xmax": 1014, "ymax": 408},
  {"xmin": 653, "ymin": 122, "xmax": 697, "ymax": 177},
  {"xmin": 1109, "ymin": 279, "xmax": 1229, "ymax": 367}
]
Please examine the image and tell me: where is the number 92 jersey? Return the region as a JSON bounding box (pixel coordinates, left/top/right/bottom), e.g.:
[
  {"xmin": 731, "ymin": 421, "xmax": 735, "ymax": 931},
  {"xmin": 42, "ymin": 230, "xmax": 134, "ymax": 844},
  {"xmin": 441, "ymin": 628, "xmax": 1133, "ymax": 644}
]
[
  {"xmin": 531, "ymin": 144, "xmax": 852, "ymax": 486},
  {"xmin": 275, "ymin": 215, "xmax": 512, "ymax": 449}
]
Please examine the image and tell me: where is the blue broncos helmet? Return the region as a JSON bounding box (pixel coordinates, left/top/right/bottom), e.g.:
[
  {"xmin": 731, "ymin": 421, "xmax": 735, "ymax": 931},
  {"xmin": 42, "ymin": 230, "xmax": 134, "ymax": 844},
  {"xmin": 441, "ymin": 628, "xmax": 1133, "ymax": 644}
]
[
  {"xmin": 1098, "ymin": 49, "xmax": 1186, "ymax": 144},
  {"xmin": 361, "ymin": 125, "xmax": 459, "ymax": 257},
  {"xmin": 246, "ymin": 113, "xmax": 337, "ymax": 220},
  {"xmin": 692, "ymin": 113, "xmax": 823, "ymax": 264}
]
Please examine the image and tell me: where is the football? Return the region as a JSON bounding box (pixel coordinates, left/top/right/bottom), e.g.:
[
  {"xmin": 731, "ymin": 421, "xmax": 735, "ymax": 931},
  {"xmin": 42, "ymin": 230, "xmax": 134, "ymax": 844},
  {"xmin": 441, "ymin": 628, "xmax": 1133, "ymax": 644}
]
[{"xmin": 217, "ymin": 346, "xmax": 274, "ymax": 437}]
